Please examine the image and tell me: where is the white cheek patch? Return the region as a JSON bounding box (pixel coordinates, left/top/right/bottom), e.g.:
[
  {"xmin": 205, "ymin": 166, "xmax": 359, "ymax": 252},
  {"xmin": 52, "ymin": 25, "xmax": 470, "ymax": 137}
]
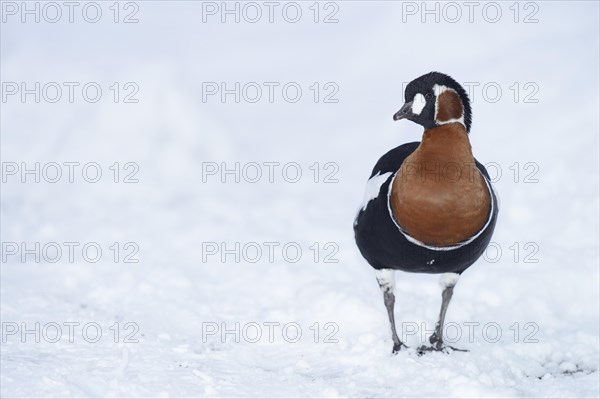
[{"xmin": 411, "ymin": 93, "xmax": 427, "ymax": 115}]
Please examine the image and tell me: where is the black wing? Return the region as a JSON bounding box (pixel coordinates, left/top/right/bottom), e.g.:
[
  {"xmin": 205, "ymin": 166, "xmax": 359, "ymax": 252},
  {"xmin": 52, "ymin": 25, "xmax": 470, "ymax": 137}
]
[{"xmin": 367, "ymin": 142, "xmax": 420, "ymax": 178}]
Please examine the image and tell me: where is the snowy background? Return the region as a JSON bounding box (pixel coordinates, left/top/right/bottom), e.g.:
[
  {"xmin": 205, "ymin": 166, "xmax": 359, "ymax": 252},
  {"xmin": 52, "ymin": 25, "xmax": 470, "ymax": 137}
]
[{"xmin": 1, "ymin": 1, "xmax": 599, "ymax": 397}]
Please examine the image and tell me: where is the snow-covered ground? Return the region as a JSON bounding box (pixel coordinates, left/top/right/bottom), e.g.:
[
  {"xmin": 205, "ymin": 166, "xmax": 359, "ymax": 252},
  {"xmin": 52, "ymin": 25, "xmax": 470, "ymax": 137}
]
[{"xmin": 1, "ymin": 1, "xmax": 599, "ymax": 397}]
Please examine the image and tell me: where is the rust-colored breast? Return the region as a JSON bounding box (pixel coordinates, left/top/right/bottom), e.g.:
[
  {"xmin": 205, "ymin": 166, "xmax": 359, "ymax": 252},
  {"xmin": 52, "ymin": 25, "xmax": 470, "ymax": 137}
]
[{"xmin": 390, "ymin": 124, "xmax": 490, "ymax": 246}]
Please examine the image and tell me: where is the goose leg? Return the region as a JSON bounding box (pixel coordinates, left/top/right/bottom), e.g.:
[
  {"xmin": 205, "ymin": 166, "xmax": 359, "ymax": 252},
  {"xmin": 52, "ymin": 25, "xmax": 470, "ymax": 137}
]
[
  {"xmin": 375, "ymin": 269, "xmax": 407, "ymax": 353},
  {"xmin": 419, "ymin": 272, "xmax": 468, "ymax": 354}
]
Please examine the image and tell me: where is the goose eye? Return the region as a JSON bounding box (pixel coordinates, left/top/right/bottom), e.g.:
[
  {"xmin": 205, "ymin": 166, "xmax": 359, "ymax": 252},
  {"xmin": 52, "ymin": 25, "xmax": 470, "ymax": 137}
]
[{"xmin": 425, "ymin": 93, "xmax": 433, "ymax": 100}]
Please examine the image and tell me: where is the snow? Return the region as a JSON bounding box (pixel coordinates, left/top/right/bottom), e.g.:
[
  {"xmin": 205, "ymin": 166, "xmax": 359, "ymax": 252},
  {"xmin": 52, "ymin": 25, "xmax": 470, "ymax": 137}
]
[{"xmin": 1, "ymin": 1, "xmax": 599, "ymax": 398}]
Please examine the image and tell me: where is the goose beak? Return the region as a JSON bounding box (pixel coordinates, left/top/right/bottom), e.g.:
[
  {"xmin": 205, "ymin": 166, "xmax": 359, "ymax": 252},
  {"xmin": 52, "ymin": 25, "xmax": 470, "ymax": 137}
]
[{"xmin": 393, "ymin": 101, "xmax": 414, "ymax": 121}]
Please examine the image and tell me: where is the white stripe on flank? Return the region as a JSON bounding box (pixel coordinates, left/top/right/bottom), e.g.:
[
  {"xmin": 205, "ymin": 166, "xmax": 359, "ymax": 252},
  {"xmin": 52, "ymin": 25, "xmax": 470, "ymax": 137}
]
[
  {"xmin": 386, "ymin": 169, "xmax": 496, "ymax": 251},
  {"xmin": 361, "ymin": 171, "xmax": 393, "ymax": 211}
]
